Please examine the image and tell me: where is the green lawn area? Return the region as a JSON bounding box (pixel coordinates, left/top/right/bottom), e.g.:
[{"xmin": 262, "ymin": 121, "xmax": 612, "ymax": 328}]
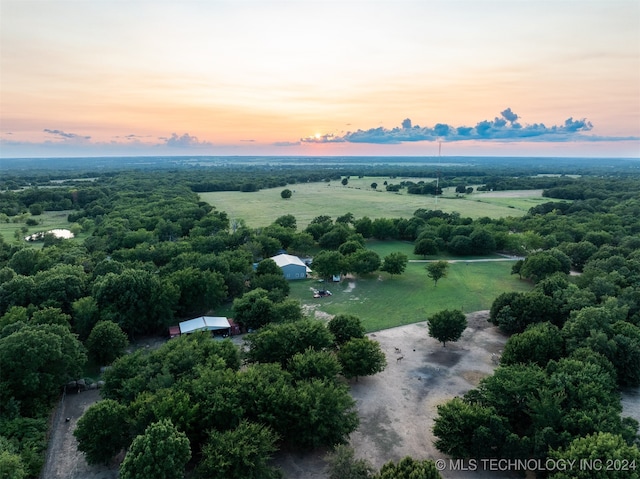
[
  {"xmin": 365, "ymin": 239, "xmax": 509, "ymax": 261},
  {"xmin": 199, "ymin": 178, "xmax": 541, "ymax": 229},
  {"xmin": 469, "ymin": 195, "xmax": 550, "ymax": 211},
  {"xmin": 0, "ymin": 210, "xmax": 87, "ymax": 245},
  {"xmin": 287, "ymin": 260, "xmax": 532, "ymax": 332}
]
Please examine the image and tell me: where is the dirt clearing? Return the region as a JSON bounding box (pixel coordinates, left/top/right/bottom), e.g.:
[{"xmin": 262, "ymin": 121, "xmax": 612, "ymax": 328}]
[{"xmin": 274, "ymin": 311, "xmax": 523, "ymax": 479}]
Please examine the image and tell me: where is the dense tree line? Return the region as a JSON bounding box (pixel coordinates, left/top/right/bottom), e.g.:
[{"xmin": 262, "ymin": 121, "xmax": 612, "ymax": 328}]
[
  {"xmin": 71, "ymin": 311, "xmax": 386, "ymax": 477},
  {"xmin": 0, "ymin": 169, "xmax": 396, "ymax": 476},
  {"xmin": 433, "ymin": 180, "xmax": 640, "ymax": 474}
]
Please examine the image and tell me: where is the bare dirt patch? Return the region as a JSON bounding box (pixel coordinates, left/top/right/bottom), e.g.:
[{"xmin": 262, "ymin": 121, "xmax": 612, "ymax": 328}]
[
  {"xmin": 274, "ymin": 311, "xmax": 523, "ymax": 479},
  {"xmin": 345, "ymin": 281, "xmax": 357, "ymax": 293}
]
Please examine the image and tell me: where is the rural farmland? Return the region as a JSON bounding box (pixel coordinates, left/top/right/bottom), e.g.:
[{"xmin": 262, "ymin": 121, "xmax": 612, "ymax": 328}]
[{"xmin": 199, "ymin": 178, "xmax": 546, "ymax": 229}]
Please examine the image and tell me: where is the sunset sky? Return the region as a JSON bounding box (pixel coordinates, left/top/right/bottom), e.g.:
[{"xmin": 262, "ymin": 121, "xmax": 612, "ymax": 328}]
[{"xmin": 1, "ymin": 0, "xmax": 639, "ymax": 158}]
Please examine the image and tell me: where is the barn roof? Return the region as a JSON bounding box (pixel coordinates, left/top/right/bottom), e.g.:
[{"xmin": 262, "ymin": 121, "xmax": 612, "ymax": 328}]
[
  {"xmin": 179, "ymin": 316, "xmax": 231, "ymax": 334},
  {"xmin": 270, "ymin": 253, "xmax": 312, "ymax": 272}
]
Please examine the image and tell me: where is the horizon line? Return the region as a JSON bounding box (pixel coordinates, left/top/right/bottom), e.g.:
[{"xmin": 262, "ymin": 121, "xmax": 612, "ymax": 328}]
[{"xmin": 3, "ymin": 154, "xmax": 639, "ymax": 160}]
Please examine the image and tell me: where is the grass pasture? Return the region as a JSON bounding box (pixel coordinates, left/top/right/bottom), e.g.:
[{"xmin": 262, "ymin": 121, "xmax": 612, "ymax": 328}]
[
  {"xmin": 470, "ymin": 189, "xmax": 549, "ymax": 211},
  {"xmin": 0, "ymin": 210, "xmax": 86, "ymax": 245},
  {"xmin": 365, "ymin": 239, "xmax": 510, "ymax": 262},
  {"xmin": 288, "ymin": 260, "xmax": 532, "ymax": 332},
  {"xmin": 199, "ymin": 178, "xmax": 543, "ymax": 228}
]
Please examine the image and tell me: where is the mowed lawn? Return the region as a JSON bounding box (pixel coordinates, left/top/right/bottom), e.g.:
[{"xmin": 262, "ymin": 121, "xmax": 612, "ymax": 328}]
[
  {"xmin": 288, "ymin": 260, "xmax": 532, "ymax": 332},
  {"xmin": 199, "ymin": 178, "xmax": 544, "ymax": 229},
  {"xmin": 365, "ymin": 239, "xmax": 510, "ymax": 261}
]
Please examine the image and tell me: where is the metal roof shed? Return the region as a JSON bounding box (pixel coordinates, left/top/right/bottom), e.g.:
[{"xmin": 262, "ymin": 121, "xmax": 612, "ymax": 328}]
[{"xmin": 179, "ymin": 316, "xmax": 231, "ymax": 335}]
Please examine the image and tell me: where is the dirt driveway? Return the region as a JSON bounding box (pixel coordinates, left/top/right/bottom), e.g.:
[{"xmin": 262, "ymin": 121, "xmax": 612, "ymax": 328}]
[{"xmin": 40, "ymin": 389, "xmax": 118, "ymax": 479}]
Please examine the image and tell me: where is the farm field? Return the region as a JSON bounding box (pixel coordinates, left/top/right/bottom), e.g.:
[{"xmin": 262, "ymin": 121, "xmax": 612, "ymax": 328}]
[
  {"xmin": 287, "ymin": 260, "xmax": 532, "ymax": 332},
  {"xmin": 199, "ymin": 178, "xmax": 547, "ymax": 229}
]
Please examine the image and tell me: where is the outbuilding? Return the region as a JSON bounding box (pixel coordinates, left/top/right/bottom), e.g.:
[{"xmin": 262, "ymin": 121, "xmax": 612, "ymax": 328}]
[
  {"xmin": 178, "ymin": 316, "xmax": 232, "ymax": 338},
  {"xmin": 270, "ymin": 253, "xmax": 311, "ymax": 280}
]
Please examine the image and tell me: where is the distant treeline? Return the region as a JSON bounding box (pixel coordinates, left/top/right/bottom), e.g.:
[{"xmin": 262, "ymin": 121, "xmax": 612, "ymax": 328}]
[{"xmin": 4, "ymin": 170, "xmax": 638, "ymax": 219}]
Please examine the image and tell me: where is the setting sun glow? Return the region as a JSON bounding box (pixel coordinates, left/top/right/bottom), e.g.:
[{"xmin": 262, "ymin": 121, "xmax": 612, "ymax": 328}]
[{"xmin": 0, "ymin": 0, "xmax": 638, "ymax": 158}]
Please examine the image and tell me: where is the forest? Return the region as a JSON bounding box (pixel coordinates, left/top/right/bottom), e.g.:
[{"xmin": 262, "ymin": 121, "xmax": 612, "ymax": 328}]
[{"xmin": 0, "ymin": 158, "xmax": 639, "ymax": 478}]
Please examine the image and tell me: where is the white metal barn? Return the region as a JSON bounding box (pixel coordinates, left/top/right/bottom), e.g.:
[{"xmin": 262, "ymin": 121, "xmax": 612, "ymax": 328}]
[{"xmin": 178, "ymin": 316, "xmax": 231, "ymax": 336}]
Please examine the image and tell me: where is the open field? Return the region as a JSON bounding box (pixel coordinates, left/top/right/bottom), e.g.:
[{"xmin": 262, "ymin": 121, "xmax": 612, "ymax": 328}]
[
  {"xmin": 0, "ymin": 210, "xmax": 88, "ymax": 245},
  {"xmin": 199, "ymin": 179, "xmax": 546, "ymax": 229},
  {"xmin": 288, "ymin": 261, "xmax": 532, "ymax": 332},
  {"xmin": 365, "ymin": 239, "xmax": 511, "ymax": 262}
]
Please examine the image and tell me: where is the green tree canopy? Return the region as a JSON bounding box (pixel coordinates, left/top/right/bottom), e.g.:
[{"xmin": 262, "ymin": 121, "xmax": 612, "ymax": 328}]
[
  {"xmin": 612, "ymin": 320, "xmax": 640, "ymax": 387},
  {"xmin": 74, "ymin": 399, "xmax": 130, "ymax": 465},
  {"xmin": 520, "ymin": 249, "xmax": 571, "ymax": 283},
  {"xmin": 381, "ymin": 252, "xmax": 408, "ymax": 277},
  {"xmin": 311, "ymin": 250, "xmax": 347, "ymax": 281},
  {"xmin": 251, "ymin": 274, "xmax": 290, "ymax": 303},
  {"xmin": 274, "ymin": 214, "xmax": 297, "ymax": 229},
  {"xmin": 371, "ymin": 218, "xmax": 398, "ymax": 240},
  {"xmin": 548, "ymin": 432, "xmax": 640, "ymax": 479},
  {"xmin": 119, "ymin": 419, "xmax": 191, "ymax": 479},
  {"xmin": 196, "ymin": 420, "xmax": 280, "ymax": 479},
  {"xmin": 433, "ymin": 397, "xmax": 509, "ymax": 458},
  {"xmin": 86, "ymin": 321, "xmax": 129, "ymax": 365},
  {"xmin": 426, "ymin": 260, "xmax": 448, "ymax": 286},
  {"xmin": 31, "ymin": 307, "xmax": 72, "ymax": 328},
  {"xmin": 374, "ymin": 457, "xmax": 442, "ymax": 479},
  {"xmin": 327, "ymin": 314, "xmax": 365, "ymax": 346},
  {"xmin": 354, "ymin": 216, "xmax": 373, "ymax": 238},
  {"xmin": 0, "ymin": 323, "xmax": 86, "ymax": 415},
  {"xmin": 232, "ymin": 288, "xmax": 275, "ymax": 330},
  {"xmin": 327, "ymin": 445, "xmax": 374, "ymax": 479},
  {"xmin": 337, "ymin": 337, "xmax": 387, "ymax": 381},
  {"xmin": 71, "ymin": 296, "xmax": 101, "ymax": 340},
  {"xmin": 427, "ymin": 309, "xmax": 467, "ymax": 347},
  {"xmin": 414, "ymin": 238, "xmax": 438, "ymax": 258},
  {"xmin": 169, "ymin": 267, "xmax": 227, "ymax": 317},
  {"xmin": 92, "ymin": 269, "xmax": 178, "ymax": 337},
  {"xmin": 0, "ymin": 450, "xmax": 26, "ymax": 479},
  {"xmin": 245, "ymin": 319, "xmax": 335, "ymax": 366},
  {"xmin": 347, "ymin": 249, "xmax": 381, "ymax": 276},
  {"xmin": 338, "ymin": 240, "xmax": 365, "ymax": 256},
  {"xmin": 288, "ymin": 378, "xmax": 359, "ymax": 448},
  {"xmin": 287, "ymin": 348, "xmax": 342, "ymax": 382},
  {"xmin": 500, "ymin": 322, "xmax": 564, "ymax": 367},
  {"xmin": 469, "ymin": 228, "xmax": 497, "ymax": 255},
  {"xmin": 31, "ymin": 264, "xmax": 87, "ymax": 313}
]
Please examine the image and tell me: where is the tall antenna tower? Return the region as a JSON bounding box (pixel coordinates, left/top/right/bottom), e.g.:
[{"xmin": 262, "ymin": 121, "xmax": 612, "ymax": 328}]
[{"xmin": 435, "ymin": 142, "xmax": 441, "ymax": 205}]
